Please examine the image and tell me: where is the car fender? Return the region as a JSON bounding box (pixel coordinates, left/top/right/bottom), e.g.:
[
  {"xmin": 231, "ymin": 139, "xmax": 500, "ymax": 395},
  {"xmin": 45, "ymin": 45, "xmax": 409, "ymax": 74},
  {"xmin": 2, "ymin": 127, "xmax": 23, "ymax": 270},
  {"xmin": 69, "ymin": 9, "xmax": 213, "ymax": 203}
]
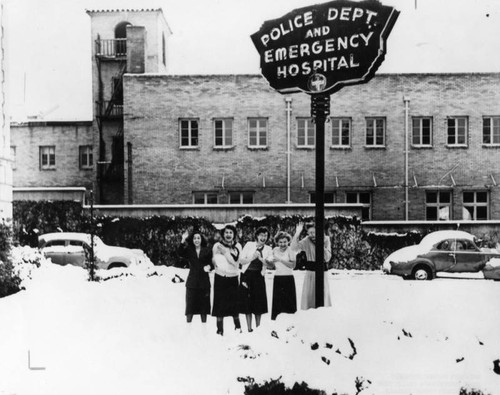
[{"xmin": 410, "ymin": 259, "xmax": 436, "ymax": 275}]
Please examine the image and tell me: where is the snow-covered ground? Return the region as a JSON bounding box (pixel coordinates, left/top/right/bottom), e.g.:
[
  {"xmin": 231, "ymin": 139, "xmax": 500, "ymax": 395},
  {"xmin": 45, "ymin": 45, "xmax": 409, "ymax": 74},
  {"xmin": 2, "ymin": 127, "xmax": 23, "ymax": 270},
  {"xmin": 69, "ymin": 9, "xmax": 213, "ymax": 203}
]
[{"xmin": 1, "ymin": 251, "xmax": 499, "ymax": 395}]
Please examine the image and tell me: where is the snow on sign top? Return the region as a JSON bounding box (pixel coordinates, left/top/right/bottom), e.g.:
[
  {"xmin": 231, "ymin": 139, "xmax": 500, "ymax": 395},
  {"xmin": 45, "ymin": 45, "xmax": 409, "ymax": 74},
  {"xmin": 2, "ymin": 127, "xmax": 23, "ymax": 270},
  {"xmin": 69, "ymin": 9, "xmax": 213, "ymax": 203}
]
[{"xmin": 251, "ymin": 0, "xmax": 399, "ymax": 95}]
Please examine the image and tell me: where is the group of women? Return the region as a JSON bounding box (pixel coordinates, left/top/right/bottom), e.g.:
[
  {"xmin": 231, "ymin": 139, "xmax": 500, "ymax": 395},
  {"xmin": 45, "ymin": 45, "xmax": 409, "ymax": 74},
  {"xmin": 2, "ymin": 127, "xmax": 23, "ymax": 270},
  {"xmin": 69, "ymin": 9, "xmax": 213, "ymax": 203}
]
[{"xmin": 177, "ymin": 222, "xmax": 332, "ymax": 335}]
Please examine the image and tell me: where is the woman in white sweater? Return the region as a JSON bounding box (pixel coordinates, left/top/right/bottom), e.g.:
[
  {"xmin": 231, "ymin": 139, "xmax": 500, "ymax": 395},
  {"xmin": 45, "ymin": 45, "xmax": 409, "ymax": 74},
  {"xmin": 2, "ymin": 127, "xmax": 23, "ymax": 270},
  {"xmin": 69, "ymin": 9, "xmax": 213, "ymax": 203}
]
[{"xmin": 267, "ymin": 231, "xmax": 297, "ymax": 320}]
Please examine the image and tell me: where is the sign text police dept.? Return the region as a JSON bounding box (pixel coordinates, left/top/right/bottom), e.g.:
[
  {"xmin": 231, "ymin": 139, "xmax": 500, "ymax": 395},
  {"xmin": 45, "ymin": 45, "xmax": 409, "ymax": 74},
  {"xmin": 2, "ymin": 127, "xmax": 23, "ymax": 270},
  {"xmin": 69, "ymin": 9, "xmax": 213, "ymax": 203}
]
[{"xmin": 251, "ymin": 0, "xmax": 399, "ymax": 95}]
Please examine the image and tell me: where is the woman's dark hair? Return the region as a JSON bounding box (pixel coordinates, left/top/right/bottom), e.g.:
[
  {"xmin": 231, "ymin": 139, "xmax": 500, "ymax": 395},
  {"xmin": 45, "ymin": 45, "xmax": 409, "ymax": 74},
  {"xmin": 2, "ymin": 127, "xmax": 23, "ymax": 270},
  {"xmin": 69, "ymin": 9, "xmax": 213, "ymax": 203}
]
[
  {"xmin": 255, "ymin": 226, "xmax": 270, "ymax": 241},
  {"xmin": 222, "ymin": 224, "xmax": 238, "ymax": 241},
  {"xmin": 186, "ymin": 230, "xmax": 207, "ymax": 247}
]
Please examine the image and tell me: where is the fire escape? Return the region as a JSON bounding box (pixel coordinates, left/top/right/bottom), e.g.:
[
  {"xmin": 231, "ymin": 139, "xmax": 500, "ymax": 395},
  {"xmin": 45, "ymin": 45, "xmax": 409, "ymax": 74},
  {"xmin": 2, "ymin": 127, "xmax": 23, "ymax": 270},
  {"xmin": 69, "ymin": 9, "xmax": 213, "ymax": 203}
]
[{"xmin": 94, "ymin": 36, "xmax": 126, "ymax": 203}]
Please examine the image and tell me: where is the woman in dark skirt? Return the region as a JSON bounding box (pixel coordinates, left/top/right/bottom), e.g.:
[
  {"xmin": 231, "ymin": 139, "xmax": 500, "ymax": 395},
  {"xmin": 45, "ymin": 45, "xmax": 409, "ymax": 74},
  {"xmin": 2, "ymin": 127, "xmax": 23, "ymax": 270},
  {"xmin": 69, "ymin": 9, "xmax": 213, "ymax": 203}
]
[
  {"xmin": 178, "ymin": 229, "xmax": 213, "ymax": 323},
  {"xmin": 267, "ymin": 231, "xmax": 297, "ymax": 320},
  {"xmin": 239, "ymin": 227, "xmax": 273, "ymax": 332},
  {"xmin": 211, "ymin": 225, "xmax": 242, "ymax": 335}
]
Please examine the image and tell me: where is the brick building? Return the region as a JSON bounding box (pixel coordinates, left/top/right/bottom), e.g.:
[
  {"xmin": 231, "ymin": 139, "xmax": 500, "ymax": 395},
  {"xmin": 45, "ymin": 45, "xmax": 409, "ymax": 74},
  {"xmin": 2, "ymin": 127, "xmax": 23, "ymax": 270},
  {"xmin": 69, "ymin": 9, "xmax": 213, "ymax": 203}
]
[
  {"xmin": 9, "ymin": 8, "xmax": 500, "ymax": 222},
  {"xmin": 0, "ymin": 2, "xmax": 12, "ymax": 220},
  {"xmin": 123, "ymin": 73, "xmax": 500, "ymax": 221}
]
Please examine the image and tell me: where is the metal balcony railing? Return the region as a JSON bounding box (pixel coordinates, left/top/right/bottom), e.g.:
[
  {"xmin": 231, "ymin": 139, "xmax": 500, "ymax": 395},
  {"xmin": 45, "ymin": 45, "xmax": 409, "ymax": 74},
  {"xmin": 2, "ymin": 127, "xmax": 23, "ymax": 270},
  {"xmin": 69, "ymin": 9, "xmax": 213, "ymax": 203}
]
[
  {"xmin": 95, "ymin": 39, "xmax": 127, "ymax": 58},
  {"xmin": 95, "ymin": 101, "xmax": 123, "ymax": 118}
]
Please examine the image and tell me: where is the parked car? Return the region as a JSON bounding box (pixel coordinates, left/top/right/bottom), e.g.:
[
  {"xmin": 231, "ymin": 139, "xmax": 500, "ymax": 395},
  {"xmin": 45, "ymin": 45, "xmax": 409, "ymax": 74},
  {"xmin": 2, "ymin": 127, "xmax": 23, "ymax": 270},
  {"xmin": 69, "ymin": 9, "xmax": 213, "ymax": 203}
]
[
  {"xmin": 39, "ymin": 232, "xmax": 149, "ymax": 270},
  {"xmin": 382, "ymin": 230, "xmax": 500, "ymax": 281}
]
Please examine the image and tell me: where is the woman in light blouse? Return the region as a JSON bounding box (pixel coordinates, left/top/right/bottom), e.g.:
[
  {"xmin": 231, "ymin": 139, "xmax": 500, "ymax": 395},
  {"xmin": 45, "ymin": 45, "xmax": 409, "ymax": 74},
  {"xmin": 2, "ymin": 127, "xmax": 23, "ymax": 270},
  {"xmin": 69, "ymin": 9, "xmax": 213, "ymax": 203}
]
[
  {"xmin": 267, "ymin": 231, "xmax": 297, "ymax": 320},
  {"xmin": 239, "ymin": 227, "xmax": 273, "ymax": 332}
]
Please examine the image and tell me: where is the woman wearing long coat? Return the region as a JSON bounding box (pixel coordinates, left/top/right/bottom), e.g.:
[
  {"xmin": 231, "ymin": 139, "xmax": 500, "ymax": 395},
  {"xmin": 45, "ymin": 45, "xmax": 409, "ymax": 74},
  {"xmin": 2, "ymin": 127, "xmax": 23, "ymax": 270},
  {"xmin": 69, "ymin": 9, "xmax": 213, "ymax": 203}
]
[{"xmin": 178, "ymin": 229, "xmax": 213, "ymax": 323}]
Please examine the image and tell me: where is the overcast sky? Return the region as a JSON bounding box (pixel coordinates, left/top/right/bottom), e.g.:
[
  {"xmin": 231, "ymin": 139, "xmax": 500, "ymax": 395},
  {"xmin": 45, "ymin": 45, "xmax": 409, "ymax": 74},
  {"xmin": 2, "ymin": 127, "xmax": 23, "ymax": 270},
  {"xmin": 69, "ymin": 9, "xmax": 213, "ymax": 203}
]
[{"xmin": 5, "ymin": 0, "xmax": 500, "ymax": 121}]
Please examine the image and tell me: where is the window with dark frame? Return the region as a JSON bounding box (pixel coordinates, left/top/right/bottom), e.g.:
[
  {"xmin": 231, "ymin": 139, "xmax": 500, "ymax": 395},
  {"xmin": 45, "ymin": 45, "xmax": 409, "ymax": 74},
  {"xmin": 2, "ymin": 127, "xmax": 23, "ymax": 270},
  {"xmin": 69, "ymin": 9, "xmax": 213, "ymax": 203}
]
[
  {"xmin": 483, "ymin": 116, "xmax": 500, "ymax": 145},
  {"xmin": 309, "ymin": 192, "xmax": 336, "ymax": 204},
  {"xmin": 193, "ymin": 192, "xmax": 218, "ymax": 204},
  {"xmin": 346, "ymin": 192, "xmax": 371, "ymax": 220},
  {"xmin": 40, "ymin": 146, "xmax": 56, "ymax": 170},
  {"xmin": 425, "ymin": 191, "xmax": 452, "ymax": 220},
  {"xmin": 214, "ymin": 118, "xmax": 233, "ymax": 148},
  {"xmin": 331, "ymin": 118, "xmax": 351, "ymax": 147},
  {"xmin": 412, "ymin": 117, "xmax": 432, "ymax": 146},
  {"xmin": 447, "ymin": 117, "xmax": 468, "ymax": 146},
  {"xmin": 248, "ymin": 118, "xmax": 268, "ymax": 148},
  {"xmin": 228, "ymin": 191, "xmax": 254, "ymax": 204},
  {"xmin": 365, "ymin": 118, "xmax": 385, "ymax": 147},
  {"xmin": 297, "ymin": 118, "xmax": 315, "ymax": 148},
  {"xmin": 79, "ymin": 145, "xmax": 93, "ymax": 170},
  {"xmin": 180, "ymin": 119, "xmax": 199, "ymax": 148},
  {"xmin": 463, "ymin": 191, "xmax": 488, "ymax": 220}
]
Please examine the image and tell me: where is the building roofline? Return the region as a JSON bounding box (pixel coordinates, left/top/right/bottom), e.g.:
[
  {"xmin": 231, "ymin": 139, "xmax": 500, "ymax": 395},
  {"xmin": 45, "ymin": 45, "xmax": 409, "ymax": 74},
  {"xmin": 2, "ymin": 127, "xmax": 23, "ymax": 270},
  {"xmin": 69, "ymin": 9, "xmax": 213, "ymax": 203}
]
[
  {"xmin": 85, "ymin": 8, "xmax": 172, "ymax": 34},
  {"xmin": 124, "ymin": 71, "xmax": 500, "ymax": 79},
  {"xmin": 10, "ymin": 121, "xmax": 93, "ymax": 127}
]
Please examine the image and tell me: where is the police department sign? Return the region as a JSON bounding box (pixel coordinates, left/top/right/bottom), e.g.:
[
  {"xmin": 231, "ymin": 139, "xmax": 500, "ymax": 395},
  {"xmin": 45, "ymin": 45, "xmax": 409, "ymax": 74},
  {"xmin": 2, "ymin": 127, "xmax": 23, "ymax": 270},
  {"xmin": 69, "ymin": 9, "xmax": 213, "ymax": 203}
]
[{"xmin": 251, "ymin": 0, "xmax": 399, "ymax": 95}]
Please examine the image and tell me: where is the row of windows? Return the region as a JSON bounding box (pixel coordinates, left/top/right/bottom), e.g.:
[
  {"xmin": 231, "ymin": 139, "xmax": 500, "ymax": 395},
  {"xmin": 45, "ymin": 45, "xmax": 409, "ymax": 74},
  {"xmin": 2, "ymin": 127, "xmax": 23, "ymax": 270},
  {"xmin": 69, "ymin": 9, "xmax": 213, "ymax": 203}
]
[
  {"xmin": 193, "ymin": 190, "xmax": 490, "ymax": 221},
  {"xmin": 180, "ymin": 116, "xmax": 500, "ymax": 149},
  {"xmin": 14, "ymin": 145, "xmax": 94, "ymax": 171}
]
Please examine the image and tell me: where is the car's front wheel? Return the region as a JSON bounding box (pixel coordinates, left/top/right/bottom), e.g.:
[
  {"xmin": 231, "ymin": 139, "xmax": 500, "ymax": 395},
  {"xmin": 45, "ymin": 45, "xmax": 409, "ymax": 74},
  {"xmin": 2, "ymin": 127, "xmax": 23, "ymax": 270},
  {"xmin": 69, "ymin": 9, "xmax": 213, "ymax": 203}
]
[{"xmin": 411, "ymin": 265, "xmax": 433, "ymax": 281}]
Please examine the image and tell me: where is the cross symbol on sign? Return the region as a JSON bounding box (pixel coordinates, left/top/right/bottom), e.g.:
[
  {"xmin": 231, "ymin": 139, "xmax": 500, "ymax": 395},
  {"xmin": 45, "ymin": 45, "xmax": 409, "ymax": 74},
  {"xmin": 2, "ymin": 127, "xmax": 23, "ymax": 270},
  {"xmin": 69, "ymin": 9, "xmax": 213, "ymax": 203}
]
[{"xmin": 309, "ymin": 74, "xmax": 326, "ymax": 92}]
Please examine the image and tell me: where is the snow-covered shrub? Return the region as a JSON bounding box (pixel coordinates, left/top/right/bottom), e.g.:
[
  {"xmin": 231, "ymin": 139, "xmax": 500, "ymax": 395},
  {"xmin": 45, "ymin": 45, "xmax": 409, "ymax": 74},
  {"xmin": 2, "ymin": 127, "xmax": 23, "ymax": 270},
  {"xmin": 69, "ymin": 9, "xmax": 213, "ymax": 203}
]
[
  {"xmin": 9, "ymin": 245, "xmax": 51, "ymax": 285},
  {"xmin": 0, "ymin": 222, "xmax": 20, "ymax": 297}
]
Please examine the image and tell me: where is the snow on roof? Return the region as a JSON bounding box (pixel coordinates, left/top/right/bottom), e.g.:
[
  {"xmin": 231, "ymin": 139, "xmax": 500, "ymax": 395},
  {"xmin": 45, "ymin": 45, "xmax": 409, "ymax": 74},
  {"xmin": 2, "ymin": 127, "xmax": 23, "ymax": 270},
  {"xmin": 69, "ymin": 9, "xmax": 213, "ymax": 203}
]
[
  {"xmin": 419, "ymin": 230, "xmax": 474, "ymax": 248},
  {"xmin": 85, "ymin": 9, "xmax": 162, "ymax": 13}
]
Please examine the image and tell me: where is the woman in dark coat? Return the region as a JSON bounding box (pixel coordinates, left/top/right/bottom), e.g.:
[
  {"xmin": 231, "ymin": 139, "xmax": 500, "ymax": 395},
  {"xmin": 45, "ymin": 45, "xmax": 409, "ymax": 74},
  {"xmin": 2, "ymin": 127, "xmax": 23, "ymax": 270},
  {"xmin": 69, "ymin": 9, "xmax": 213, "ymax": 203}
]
[{"xmin": 178, "ymin": 229, "xmax": 213, "ymax": 323}]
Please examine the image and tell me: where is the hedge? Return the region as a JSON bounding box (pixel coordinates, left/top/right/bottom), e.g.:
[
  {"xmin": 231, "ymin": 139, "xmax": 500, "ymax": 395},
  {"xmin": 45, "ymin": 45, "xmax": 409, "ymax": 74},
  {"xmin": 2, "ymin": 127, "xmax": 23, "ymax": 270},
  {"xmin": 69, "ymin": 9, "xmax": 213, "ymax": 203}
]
[
  {"xmin": 12, "ymin": 201, "xmax": 425, "ymax": 270},
  {"xmin": 0, "ymin": 222, "xmax": 20, "ymax": 297}
]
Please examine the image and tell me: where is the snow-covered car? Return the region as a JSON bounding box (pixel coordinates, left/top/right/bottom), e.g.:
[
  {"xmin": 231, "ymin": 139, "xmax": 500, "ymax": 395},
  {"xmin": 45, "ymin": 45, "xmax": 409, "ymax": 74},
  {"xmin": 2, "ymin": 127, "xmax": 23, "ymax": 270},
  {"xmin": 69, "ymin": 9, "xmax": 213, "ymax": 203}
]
[
  {"xmin": 38, "ymin": 232, "xmax": 148, "ymax": 270},
  {"xmin": 382, "ymin": 230, "xmax": 500, "ymax": 280}
]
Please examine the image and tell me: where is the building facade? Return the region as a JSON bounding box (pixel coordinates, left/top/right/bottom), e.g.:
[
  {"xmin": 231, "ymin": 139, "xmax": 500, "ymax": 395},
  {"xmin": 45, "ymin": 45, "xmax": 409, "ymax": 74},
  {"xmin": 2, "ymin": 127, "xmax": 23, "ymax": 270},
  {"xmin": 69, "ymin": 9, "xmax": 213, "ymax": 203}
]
[
  {"xmin": 123, "ymin": 73, "xmax": 500, "ymax": 221},
  {"xmin": 0, "ymin": 1, "xmax": 12, "ymax": 220},
  {"xmin": 8, "ymin": 8, "xmax": 500, "ymax": 222}
]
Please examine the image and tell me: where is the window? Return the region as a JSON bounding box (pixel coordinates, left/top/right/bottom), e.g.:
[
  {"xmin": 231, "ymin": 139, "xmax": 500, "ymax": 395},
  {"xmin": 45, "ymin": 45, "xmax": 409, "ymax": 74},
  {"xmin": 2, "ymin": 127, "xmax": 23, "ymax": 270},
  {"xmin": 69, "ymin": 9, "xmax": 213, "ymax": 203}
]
[
  {"xmin": 346, "ymin": 192, "xmax": 371, "ymax": 220},
  {"xmin": 297, "ymin": 118, "xmax": 315, "ymax": 148},
  {"xmin": 214, "ymin": 118, "xmax": 233, "ymax": 148},
  {"xmin": 412, "ymin": 117, "xmax": 432, "ymax": 146},
  {"xmin": 309, "ymin": 192, "xmax": 335, "ymax": 203},
  {"xmin": 463, "ymin": 191, "xmax": 488, "ymax": 220},
  {"xmin": 483, "ymin": 116, "xmax": 500, "ymax": 146},
  {"xmin": 193, "ymin": 192, "xmax": 218, "ymax": 204},
  {"xmin": 426, "ymin": 191, "xmax": 452, "ymax": 220},
  {"xmin": 79, "ymin": 145, "xmax": 93, "ymax": 170},
  {"xmin": 331, "ymin": 118, "xmax": 351, "ymax": 147},
  {"xmin": 40, "ymin": 146, "xmax": 55, "ymax": 170},
  {"xmin": 365, "ymin": 118, "xmax": 385, "ymax": 147},
  {"xmin": 10, "ymin": 146, "xmax": 16, "ymax": 170},
  {"xmin": 229, "ymin": 191, "xmax": 254, "ymax": 204},
  {"xmin": 180, "ymin": 119, "xmax": 199, "ymax": 148},
  {"xmin": 447, "ymin": 117, "xmax": 468, "ymax": 146},
  {"xmin": 248, "ymin": 118, "xmax": 268, "ymax": 148}
]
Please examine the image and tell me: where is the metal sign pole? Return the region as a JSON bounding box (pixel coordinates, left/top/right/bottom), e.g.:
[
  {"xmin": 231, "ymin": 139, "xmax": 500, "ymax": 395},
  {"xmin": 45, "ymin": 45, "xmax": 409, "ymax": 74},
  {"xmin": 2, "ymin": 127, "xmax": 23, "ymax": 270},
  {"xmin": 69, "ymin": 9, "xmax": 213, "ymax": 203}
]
[{"xmin": 311, "ymin": 93, "xmax": 330, "ymax": 308}]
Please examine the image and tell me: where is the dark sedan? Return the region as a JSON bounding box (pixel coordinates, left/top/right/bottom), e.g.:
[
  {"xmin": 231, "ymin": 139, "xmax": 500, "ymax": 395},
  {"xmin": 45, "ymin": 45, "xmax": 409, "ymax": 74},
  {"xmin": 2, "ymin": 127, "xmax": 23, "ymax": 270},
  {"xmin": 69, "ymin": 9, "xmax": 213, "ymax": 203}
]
[{"xmin": 383, "ymin": 230, "xmax": 500, "ymax": 280}]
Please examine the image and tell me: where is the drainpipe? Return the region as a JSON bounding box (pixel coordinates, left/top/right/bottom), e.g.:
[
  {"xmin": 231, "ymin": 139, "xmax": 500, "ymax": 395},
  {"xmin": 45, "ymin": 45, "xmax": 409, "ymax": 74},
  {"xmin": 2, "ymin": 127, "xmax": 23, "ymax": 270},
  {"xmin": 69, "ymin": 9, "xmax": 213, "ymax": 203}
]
[
  {"xmin": 285, "ymin": 97, "xmax": 293, "ymax": 203},
  {"xmin": 403, "ymin": 96, "xmax": 410, "ymax": 221}
]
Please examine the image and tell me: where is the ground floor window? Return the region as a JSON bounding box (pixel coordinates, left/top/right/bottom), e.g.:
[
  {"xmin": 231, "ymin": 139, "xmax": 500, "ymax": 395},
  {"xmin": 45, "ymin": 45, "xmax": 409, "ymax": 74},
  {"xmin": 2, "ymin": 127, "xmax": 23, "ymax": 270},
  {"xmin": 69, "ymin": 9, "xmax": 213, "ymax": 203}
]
[
  {"xmin": 309, "ymin": 192, "xmax": 335, "ymax": 203},
  {"xmin": 345, "ymin": 191, "xmax": 371, "ymax": 220},
  {"xmin": 193, "ymin": 192, "xmax": 218, "ymax": 204},
  {"xmin": 40, "ymin": 146, "xmax": 55, "ymax": 170},
  {"xmin": 228, "ymin": 191, "xmax": 254, "ymax": 204},
  {"xmin": 463, "ymin": 191, "xmax": 488, "ymax": 220},
  {"xmin": 79, "ymin": 145, "xmax": 93, "ymax": 169},
  {"xmin": 426, "ymin": 190, "xmax": 452, "ymax": 220}
]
